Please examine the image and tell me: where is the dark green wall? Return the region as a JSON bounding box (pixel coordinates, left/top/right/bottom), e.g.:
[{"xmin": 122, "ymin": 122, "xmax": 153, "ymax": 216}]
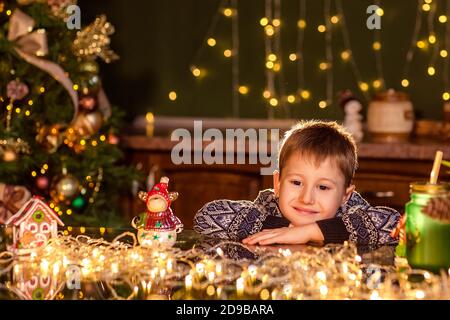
[{"xmin": 79, "ymin": 0, "xmax": 448, "ymax": 121}]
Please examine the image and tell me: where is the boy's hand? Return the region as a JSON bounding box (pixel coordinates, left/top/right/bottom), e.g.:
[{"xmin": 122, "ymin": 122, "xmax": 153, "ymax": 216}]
[{"xmin": 242, "ymin": 223, "xmax": 324, "ymax": 245}]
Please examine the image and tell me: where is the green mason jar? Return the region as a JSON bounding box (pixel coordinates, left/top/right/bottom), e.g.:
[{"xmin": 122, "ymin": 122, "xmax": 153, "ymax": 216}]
[{"xmin": 406, "ymin": 182, "xmax": 450, "ymax": 273}]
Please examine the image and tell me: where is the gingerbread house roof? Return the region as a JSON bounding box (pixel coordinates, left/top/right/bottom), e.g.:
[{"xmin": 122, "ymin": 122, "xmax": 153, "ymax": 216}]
[{"xmin": 5, "ymin": 196, "xmax": 64, "ymax": 227}]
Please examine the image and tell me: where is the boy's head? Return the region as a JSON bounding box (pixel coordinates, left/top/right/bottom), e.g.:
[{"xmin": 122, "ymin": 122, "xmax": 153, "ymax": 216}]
[{"xmin": 273, "ymin": 120, "xmax": 358, "ymax": 226}]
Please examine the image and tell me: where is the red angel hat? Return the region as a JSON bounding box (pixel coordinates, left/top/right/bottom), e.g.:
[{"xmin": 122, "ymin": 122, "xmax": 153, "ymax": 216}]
[{"xmin": 146, "ymin": 177, "xmax": 170, "ymax": 207}]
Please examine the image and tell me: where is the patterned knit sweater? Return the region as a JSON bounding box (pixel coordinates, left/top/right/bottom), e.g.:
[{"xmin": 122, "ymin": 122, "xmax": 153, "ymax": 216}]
[{"xmin": 193, "ymin": 189, "xmax": 400, "ymax": 245}]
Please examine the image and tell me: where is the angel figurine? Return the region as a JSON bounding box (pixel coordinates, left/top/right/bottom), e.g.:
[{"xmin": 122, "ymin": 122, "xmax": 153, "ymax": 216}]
[{"xmin": 131, "ymin": 177, "xmax": 183, "ymax": 247}]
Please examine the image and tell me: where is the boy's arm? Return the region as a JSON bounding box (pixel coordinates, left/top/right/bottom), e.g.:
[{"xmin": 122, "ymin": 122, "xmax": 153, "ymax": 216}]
[
  {"xmin": 340, "ymin": 205, "xmax": 401, "ymax": 245},
  {"xmin": 193, "ymin": 199, "xmax": 265, "ymax": 241}
]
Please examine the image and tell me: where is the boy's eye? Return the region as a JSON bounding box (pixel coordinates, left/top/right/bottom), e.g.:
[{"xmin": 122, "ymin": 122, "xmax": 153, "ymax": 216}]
[
  {"xmin": 290, "ymin": 180, "xmax": 302, "ymax": 186},
  {"xmin": 318, "ymin": 185, "xmax": 330, "ymax": 190}
]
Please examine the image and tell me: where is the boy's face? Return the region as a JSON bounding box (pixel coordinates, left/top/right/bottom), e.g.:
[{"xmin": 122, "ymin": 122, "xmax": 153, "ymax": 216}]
[{"xmin": 273, "ymin": 152, "xmax": 354, "ymax": 226}]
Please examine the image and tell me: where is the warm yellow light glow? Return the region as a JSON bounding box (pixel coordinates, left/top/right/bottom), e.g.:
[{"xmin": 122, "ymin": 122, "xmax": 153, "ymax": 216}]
[
  {"xmin": 91, "ymin": 140, "xmax": 98, "ymax": 147},
  {"xmin": 269, "ymin": 98, "xmax": 278, "ymax": 106},
  {"xmin": 428, "ymin": 66, "xmax": 435, "ymax": 76},
  {"xmin": 238, "ymin": 86, "xmax": 249, "ymax": 95},
  {"xmin": 416, "ymin": 40, "xmax": 426, "ymax": 49},
  {"xmin": 319, "ymin": 62, "xmax": 329, "ymax": 70},
  {"xmin": 341, "ymin": 50, "xmax": 351, "ymax": 61},
  {"xmin": 260, "ymin": 289, "xmax": 270, "ymax": 300},
  {"xmin": 80, "ymin": 227, "xmax": 86, "ymax": 234},
  {"xmin": 331, "ymin": 15, "xmax": 339, "ymax": 24},
  {"xmin": 300, "ymin": 90, "xmax": 310, "ymax": 99},
  {"xmin": 359, "ymin": 82, "xmax": 369, "ymax": 91},
  {"xmin": 224, "ymin": 49, "xmax": 232, "ymax": 57},
  {"xmin": 260, "ymin": 17, "xmax": 269, "ymax": 26},
  {"xmin": 25, "ymin": 110, "xmax": 31, "ymax": 116},
  {"xmin": 263, "ymin": 90, "xmax": 271, "ymax": 99},
  {"xmin": 289, "ymin": 53, "xmax": 297, "ymax": 61},
  {"xmin": 66, "ymin": 209, "xmax": 72, "ymax": 215},
  {"xmin": 266, "ymin": 61, "xmax": 274, "ymax": 69},
  {"xmin": 100, "ymin": 135, "xmax": 106, "ymax": 141},
  {"xmin": 273, "ymin": 63, "xmax": 281, "ymax": 72},
  {"xmin": 268, "ymin": 53, "xmax": 277, "ymax": 61},
  {"xmin": 373, "ymin": 42, "xmax": 381, "ymax": 50},
  {"xmin": 191, "ymin": 67, "xmax": 201, "ymax": 77},
  {"xmin": 207, "ymin": 38, "xmax": 216, "ymax": 47},
  {"xmin": 376, "ymin": 8, "xmax": 384, "ymax": 16},
  {"xmin": 440, "ymin": 49, "xmax": 448, "ymax": 57},
  {"xmin": 39, "ymin": 86, "xmax": 45, "ymax": 93},
  {"xmin": 443, "ymin": 92, "xmax": 450, "ymax": 100},
  {"xmin": 372, "ymin": 79, "xmax": 382, "ymax": 89},
  {"xmin": 265, "ymin": 25, "xmax": 275, "ymax": 36},
  {"xmin": 43, "ymin": 164, "xmax": 49, "ymax": 170},
  {"xmin": 6, "ymin": 10, "xmax": 12, "ymax": 16},
  {"xmin": 317, "ymin": 25, "xmax": 326, "ymax": 33},
  {"xmin": 428, "ymin": 34, "xmax": 436, "ymax": 44},
  {"xmin": 297, "ymin": 19, "xmax": 306, "ymax": 29},
  {"xmin": 28, "ymin": 99, "xmax": 33, "ymax": 106},
  {"xmin": 422, "ymin": 3, "xmax": 431, "ymax": 11},
  {"xmin": 273, "ymin": 19, "xmax": 281, "ymax": 27},
  {"xmin": 424, "ymin": 0, "xmax": 432, "ymax": 3},
  {"xmin": 439, "ymin": 15, "xmax": 447, "ymax": 23},
  {"xmin": 146, "ymin": 112, "xmax": 154, "ymax": 122},
  {"xmin": 287, "ymin": 95, "xmax": 296, "ymax": 103},
  {"xmin": 80, "ymin": 139, "xmax": 86, "ymax": 146},
  {"xmin": 31, "ymin": 171, "xmax": 37, "ymax": 177},
  {"xmin": 15, "ymin": 107, "xmax": 21, "ymax": 113},
  {"xmin": 73, "ymin": 84, "xmax": 79, "ymax": 90},
  {"xmin": 319, "ymin": 100, "xmax": 327, "ymax": 108},
  {"xmin": 223, "ymin": 8, "xmax": 233, "ymax": 17},
  {"xmin": 168, "ymin": 91, "xmax": 177, "ymax": 101}
]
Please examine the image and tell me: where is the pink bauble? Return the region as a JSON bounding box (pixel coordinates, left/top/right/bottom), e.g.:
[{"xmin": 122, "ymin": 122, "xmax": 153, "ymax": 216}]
[{"xmin": 36, "ymin": 176, "xmax": 49, "ymax": 190}]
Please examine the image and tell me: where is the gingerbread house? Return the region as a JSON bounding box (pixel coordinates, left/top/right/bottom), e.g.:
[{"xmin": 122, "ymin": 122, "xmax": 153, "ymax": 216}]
[{"xmin": 5, "ymin": 196, "xmax": 64, "ymax": 254}]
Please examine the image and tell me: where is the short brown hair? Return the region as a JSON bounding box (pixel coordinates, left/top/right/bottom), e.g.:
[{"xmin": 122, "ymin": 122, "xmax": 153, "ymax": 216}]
[{"xmin": 278, "ymin": 120, "xmax": 358, "ymax": 187}]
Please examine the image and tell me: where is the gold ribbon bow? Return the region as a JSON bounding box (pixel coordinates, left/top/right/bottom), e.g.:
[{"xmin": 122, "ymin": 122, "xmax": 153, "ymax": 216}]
[{"xmin": 7, "ymin": 9, "xmax": 79, "ymax": 122}]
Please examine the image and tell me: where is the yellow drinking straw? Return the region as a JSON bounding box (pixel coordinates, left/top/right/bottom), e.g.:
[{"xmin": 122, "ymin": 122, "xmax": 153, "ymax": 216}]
[{"xmin": 429, "ymin": 150, "xmax": 443, "ymax": 184}]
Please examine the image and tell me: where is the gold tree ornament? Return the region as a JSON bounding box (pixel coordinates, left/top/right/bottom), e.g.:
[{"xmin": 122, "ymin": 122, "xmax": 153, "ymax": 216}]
[
  {"xmin": 0, "ymin": 138, "xmax": 31, "ymax": 161},
  {"xmin": 36, "ymin": 124, "xmax": 64, "ymax": 153},
  {"xmin": 50, "ymin": 170, "xmax": 80, "ymax": 203},
  {"xmin": 73, "ymin": 15, "xmax": 119, "ymax": 63},
  {"xmin": 72, "ymin": 110, "xmax": 103, "ymax": 138}
]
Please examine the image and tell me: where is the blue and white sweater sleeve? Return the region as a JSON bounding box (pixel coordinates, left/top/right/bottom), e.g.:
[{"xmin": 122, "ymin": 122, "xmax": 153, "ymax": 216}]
[{"xmin": 193, "ymin": 189, "xmax": 401, "ymax": 245}]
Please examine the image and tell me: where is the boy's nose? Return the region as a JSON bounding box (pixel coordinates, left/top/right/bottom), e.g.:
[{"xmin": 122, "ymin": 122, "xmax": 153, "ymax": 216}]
[{"xmin": 299, "ymin": 187, "xmax": 314, "ymax": 205}]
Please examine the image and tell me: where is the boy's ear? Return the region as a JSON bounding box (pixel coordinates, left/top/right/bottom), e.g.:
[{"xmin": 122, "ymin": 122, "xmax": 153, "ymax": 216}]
[
  {"xmin": 342, "ymin": 184, "xmax": 355, "ymax": 204},
  {"xmin": 273, "ymin": 170, "xmax": 280, "ymax": 197}
]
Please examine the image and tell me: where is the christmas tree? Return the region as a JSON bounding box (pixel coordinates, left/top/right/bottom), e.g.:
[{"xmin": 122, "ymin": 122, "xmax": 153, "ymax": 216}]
[{"xmin": 0, "ymin": 0, "xmax": 141, "ymax": 227}]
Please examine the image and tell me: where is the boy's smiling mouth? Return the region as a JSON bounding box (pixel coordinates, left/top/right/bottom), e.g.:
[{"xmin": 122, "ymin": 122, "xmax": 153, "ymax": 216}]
[{"xmin": 292, "ymin": 206, "xmax": 319, "ymax": 215}]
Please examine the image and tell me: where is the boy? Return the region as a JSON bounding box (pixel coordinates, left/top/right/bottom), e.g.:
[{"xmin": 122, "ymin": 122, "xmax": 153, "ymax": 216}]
[{"xmin": 193, "ymin": 120, "xmax": 400, "ymax": 246}]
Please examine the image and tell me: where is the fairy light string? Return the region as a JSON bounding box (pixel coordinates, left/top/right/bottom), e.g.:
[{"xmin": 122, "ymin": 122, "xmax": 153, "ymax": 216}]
[{"xmin": 0, "ymin": 233, "xmax": 449, "ymax": 300}]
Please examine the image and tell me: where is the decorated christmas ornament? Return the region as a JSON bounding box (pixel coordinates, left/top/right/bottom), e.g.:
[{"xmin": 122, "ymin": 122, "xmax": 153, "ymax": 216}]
[
  {"xmin": 35, "ymin": 176, "xmax": 49, "ymax": 190},
  {"xmin": 72, "ymin": 111, "xmax": 103, "ymax": 138},
  {"xmin": 0, "ymin": 138, "xmax": 31, "ymax": 161},
  {"xmin": 50, "ymin": 169, "xmax": 80, "ymax": 203},
  {"xmin": 73, "ymin": 15, "xmax": 119, "ymax": 63},
  {"xmin": 7, "ymin": 79, "xmax": 29, "ymax": 100},
  {"xmin": 5, "ymin": 196, "xmax": 64, "ymax": 255},
  {"xmin": 36, "ymin": 124, "xmax": 64, "ymax": 153},
  {"xmin": 79, "ymin": 95, "xmax": 97, "ymax": 111},
  {"xmin": 339, "ymin": 90, "xmax": 364, "ymax": 142},
  {"xmin": 132, "ymin": 177, "xmax": 183, "ymax": 247},
  {"xmin": 72, "ymin": 196, "xmax": 86, "ymax": 210}
]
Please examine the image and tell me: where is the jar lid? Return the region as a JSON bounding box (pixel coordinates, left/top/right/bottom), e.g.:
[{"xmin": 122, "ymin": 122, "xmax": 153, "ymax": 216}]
[
  {"xmin": 410, "ymin": 182, "xmax": 450, "ymax": 194},
  {"xmin": 373, "ymin": 89, "xmax": 410, "ymax": 102}
]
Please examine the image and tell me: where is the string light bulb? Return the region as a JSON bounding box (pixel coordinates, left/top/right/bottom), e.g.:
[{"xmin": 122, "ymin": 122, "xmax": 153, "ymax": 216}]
[
  {"xmin": 376, "ymin": 8, "xmax": 384, "ymax": 16},
  {"xmin": 263, "ymin": 90, "xmax": 271, "ymax": 99},
  {"xmin": 319, "ymin": 62, "xmax": 330, "ymax": 70},
  {"xmin": 416, "ymin": 40, "xmax": 427, "ymax": 49},
  {"xmin": 168, "ymin": 91, "xmax": 177, "ymax": 101},
  {"xmin": 268, "ymin": 53, "xmax": 277, "ymax": 62},
  {"xmin": 440, "ymin": 50, "xmax": 448, "ymax": 58},
  {"xmin": 331, "ymin": 15, "xmax": 339, "ymax": 24},
  {"xmin": 319, "ymin": 100, "xmax": 327, "ymax": 108},
  {"xmin": 272, "ymin": 19, "xmax": 281, "ymax": 27},
  {"xmin": 269, "ymin": 98, "xmax": 278, "ymax": 106},
  {"xmin": 300, "ymin": 90, "xmax": 310, "ymax": 100},
  {"xmin": 443, "ymin": 92, "xmax": 450, "ymax": 100},
  {"xmin": 359, "ymin": 82, "xmax": 369, "ymax": 92},
  {"xmin": 287, "ymin": 95, "xmax": 296, "ymax": 103},
  {"xmin": 372, "ymin": 79, "xmax": 382, "ymax": 89},
  {"xmin": 265, "ymin": 61, "xmax": 274, "ymax": 69},
  {"xmin": 401, "ymin": 79, "xmax": 410, "ymax": 87},
  {"xmin": 317, "ymin": 25, "xmax": 326, "ymax": 33},
  {"xmin": 238, "ymin": 86, "xmax": 249, "ymax": 95},
  {"xmin": 223, "ymin": 49, "xmax": 232, "ymax": 58},
  {"xmin": 439, "ymin": 15, "xmax": 447, "ymax": 23},
  {"xmin": 297, "ymin": 20, "xmax": 306, "ymax": 29},
  {"xmin": 289, "ymin": 53, "xmax": 297, "ymax": 61},
  {"xmin": 373, "ymin": 42, "xmax": 381, "ymax": 51},
  {"xmin": 265, "ymin": 25, "xmax": 275, "ymax": 36},
  {"xmin": 428, "ymin": 34, "xmax": 436, "ymax": 44},
  {"xmin": 207, "ymin": 38, "xmax": 216, "ymax": 47},
  {"xmin": 223, "ymin": 8, "xmax": 233, "ymax": 17},
  {"xmin": 191, "ymin": 66, "xmax": 201, "ymax": 77},
  {"xmin": 422, "ymin": 3, "xmax": 431, "ymax": 11},
  {"xmin": 260, "ymin": 17, "xmax": 269, "ymax": 26},
  {"xmin": 427, "ymin": 66, "xmax": 435, "ymax": 76},
  {"xmin": 341, "ymin": 50, "xmax": 351, "ymax": 61}
]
